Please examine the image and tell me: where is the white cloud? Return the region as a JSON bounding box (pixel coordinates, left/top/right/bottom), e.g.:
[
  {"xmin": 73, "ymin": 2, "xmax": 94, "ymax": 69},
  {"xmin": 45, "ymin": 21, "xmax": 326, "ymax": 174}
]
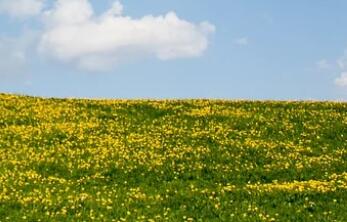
[
  {"xmin": 316, "ymin": 59, "xmax": 330, "ymax": 70},
  {"xmin": 38, "ymin": 0, "xmax": 215, "ymax": 72},
  {"xmin": 0, "ymin": 0, "xmax": 44, "ymax": 18},
  {"xmin": 105, "ymin": 1, "xmax": 123, "ymax": 17},
  {"xmin": 41, "ymin": 0, "xmax": 92, "ymax": 26},
  {"xmin": 335, "ymin": 72, "xmax": 347, "ymax": 87},
  {"xmin": 234, "ymin": 37, "xmax": 249, "ymax": 46}
]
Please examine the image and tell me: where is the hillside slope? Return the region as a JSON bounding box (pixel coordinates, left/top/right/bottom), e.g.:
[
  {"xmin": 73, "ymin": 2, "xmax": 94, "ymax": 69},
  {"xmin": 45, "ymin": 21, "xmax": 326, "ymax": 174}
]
[{"xmin": 0, "ymin": 94, "xmax": 347, "ymax": 221}]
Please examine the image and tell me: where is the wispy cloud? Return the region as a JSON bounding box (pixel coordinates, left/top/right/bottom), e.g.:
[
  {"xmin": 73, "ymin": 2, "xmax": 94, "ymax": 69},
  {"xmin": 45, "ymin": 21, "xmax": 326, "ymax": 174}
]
[
  {"xmin": 335, "ymin": 51, "xmax": 347, "ymax": 88},
  {"xmin": 0, "ymin": 33, "xmax": 37, "ymax": 76},
  {"xmin": 335, "ymin": 72, "xmax": 347, "ymax": 87},
  {"xmin": 316, "ymin": 59, "xmax": 331, "ymax": 70},
  {"xmin": 234, "ymin": 37, "xmax": 249, "ymax": 46},
  {"xmin": 337, "ymin": 52, "xmax": 347, "ymax": 70}
]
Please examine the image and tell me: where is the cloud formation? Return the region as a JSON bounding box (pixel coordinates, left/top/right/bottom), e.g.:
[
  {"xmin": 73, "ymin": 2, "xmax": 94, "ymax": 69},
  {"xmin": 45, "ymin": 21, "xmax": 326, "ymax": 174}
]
[
  {"xmin": 38, "ymin": 0, "xmax": 215, "ymax": 71},
  {"xmin": 0, "ymin": 0, "xmax": 44, "ymax": 18}
]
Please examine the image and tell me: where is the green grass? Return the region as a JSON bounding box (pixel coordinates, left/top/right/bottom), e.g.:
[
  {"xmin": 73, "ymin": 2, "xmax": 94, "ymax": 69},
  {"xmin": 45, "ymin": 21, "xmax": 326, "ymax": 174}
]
[{"xmin": 0, "ymin": 93, "xmax": 346, "ymax": 221}]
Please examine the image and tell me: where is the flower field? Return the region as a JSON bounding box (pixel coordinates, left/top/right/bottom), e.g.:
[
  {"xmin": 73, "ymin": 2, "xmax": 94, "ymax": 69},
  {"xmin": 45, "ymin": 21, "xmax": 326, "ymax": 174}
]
[{"xmin": 0, "ymin": 93, "xmax": 346, "ymax": 221}]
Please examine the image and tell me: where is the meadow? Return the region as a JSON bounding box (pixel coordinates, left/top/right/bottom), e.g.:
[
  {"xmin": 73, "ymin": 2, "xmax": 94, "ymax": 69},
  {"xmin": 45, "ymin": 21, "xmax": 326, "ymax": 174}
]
[{"xmin": 0, "ymin": 93, "xmax": 346, "ymax": 221}]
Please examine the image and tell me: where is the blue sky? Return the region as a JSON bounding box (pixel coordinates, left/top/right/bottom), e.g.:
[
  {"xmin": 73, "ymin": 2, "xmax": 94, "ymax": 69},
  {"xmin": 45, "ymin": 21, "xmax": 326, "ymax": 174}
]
[{"xmin": 0, "ymin": 0, "xmax": 347, "ymax": 100}]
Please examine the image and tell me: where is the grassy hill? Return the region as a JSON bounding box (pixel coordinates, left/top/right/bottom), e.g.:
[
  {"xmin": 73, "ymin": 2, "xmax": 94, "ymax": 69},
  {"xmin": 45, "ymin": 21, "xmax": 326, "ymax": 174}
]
[{"xmin": 0, "ymin": 93, "xmax": 346, "ymax": 221}]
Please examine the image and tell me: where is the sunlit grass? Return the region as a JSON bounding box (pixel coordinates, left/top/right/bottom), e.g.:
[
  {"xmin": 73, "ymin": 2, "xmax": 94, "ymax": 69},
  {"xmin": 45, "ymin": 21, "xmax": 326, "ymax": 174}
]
[{"xmin": 0, "ymin": 93, "xmax": 346, "ymax": 221}]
